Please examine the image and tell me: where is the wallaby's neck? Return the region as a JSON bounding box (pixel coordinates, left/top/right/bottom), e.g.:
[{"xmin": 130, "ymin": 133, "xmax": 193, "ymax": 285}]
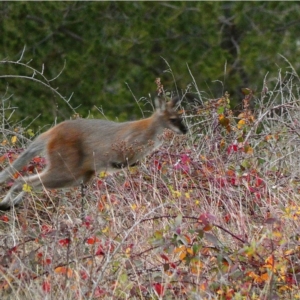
[{"xmin": 127, "ymin": 111, "xmax": 164, "ymax": 138}]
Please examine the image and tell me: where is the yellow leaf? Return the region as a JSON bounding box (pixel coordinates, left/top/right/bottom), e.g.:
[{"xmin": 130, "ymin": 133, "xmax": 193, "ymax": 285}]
[
  {"xmin": 220, "ymin": 139, "xmax": 225, "ymax": 149},
  {"xmin": 22, "ymin": 184, "xmax": 32, "ymax": 193},
  {"xmin": 99, "ymin": 171, "xmax": 107, "ymax": 178},
  {"xmin": 218, "ymin": 114, "xmax": 229, "ymax": 127},
  {"xmin": 237, "ymin": 119, "xmax": 246, "ymax": 129},
  {"xmin": 191, "ymin": 265, "xmax": 201, "ymax": 275},
  {"xmin": 272, "ymin": 231, "xmax": 282, "ymax": 238},
  {"xmin": 174, "ymin": 245, "xmax": 185, "ymax": 254},
  {"xmin": 101, "ymin": 227, "xmax": 109, "ymax": 233},
  {"xmin": 285, "ymin": 249, "xmax": 294, "ymax": 256},
  {"xmin": 174, "ymin": 246, "xmax": 187, "ymax": 260},
  {"xmin": 186, "ymin": 247, "xmax": 194, "ymax": 255},
  {"xmin": 248, "ymin": 271, "xmax": 263, "ymax": 283},
  {"xmin": 131, "ymin": 204, "xmax": 137, "ymax": 211},
  {"xmin": 11, "ymin": 136, "xmax": 17, "ymax": 144},
  {"xmin": 265, "ymin": 135, "xmax": 273, "ymax": 141},
  {"xmin": 244, "ymin": 145, "xmax": 254, "ymax": 155},
  {"xmin": 249, "ymin": 115, "xmax": 255, "ymax": 122},
  {"xmin": 179, "ymin": 250, "xmax": 187, "ymax": 261},
  {"xmin": 54, "ymin": 267, "xmax": 73, "ymax": 278},
  {"xmin": 26, "ymin": 129, "xmax": 35, "ymax": 137},
  {"xmin": 226, "ymin": 124, "xmax": 231, "ymax": 133},
  {"xmin": 265, "ymin": 255, "xmax": 274, "ymax": 265},
  {"xmin": 260, "ymin": 272, "xmax": 269, "ymax": 281},
  {"xmin": 244, "ymin": 246, "xmax": 255, "ymax": 257},
  {"xmin": 129, "ymin": 165, "xmax": 138, "ymax": 173},
  {"xmin": 171, "ymin": 190, "xmax": 181, "ymax": 198}
]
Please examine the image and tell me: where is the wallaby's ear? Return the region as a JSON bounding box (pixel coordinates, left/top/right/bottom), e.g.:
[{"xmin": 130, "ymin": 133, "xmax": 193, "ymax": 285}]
[
  {"xmin": 154, "ymin": 97, "xmax": 166, "ymax": 112},
  {"xmin": 169, "ymin": 96, "xmax": 180, "ymax": 108}
]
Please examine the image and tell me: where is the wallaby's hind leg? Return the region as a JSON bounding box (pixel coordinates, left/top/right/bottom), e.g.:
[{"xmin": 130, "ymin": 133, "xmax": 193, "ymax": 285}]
[
  {"xmin": 0, "ymin": 185, "xmax": 25, "ymax": 210},
  {"xmin": 0, "ymin": 166, "xmax": 95, "ymax": 210},
  {"xmin": 0, "ymin": 170, "xmax": 73, "ymax": 209}
]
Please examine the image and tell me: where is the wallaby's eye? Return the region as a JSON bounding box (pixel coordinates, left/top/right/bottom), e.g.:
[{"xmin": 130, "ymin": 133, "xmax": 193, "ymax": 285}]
[{"xmin": 170, "ymin": 118, "xmax": 179, "ymax": 124}]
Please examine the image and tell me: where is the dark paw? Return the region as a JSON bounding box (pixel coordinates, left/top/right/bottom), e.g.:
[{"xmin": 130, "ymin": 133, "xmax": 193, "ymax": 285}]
[{"xmin": 0, "ymin": 203, "xmax": 11, "ymax": 211}]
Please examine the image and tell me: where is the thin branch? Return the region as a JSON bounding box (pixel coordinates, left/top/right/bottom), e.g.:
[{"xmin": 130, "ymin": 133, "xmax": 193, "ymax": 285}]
[{"xmin": 0, "ymin": 60, "xmax": 76, "ymax": 113}]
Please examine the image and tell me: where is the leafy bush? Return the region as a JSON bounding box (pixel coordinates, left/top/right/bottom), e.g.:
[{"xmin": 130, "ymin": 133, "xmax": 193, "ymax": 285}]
[{"xmin": 0, "ymin": 60, "xmax": 300, "ymax": 299}]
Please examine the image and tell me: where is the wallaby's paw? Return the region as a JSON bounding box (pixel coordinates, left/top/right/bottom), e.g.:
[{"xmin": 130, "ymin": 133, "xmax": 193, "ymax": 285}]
[{"xmin": 0, "ymin": 203, "xmax": 11, "ymax": 211}]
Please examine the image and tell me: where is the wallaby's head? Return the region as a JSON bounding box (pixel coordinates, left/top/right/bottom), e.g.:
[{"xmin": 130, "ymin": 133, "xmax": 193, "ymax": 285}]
[{"xmin": 154, "ymin": 96, "xmax": 187, "ymax": 134}]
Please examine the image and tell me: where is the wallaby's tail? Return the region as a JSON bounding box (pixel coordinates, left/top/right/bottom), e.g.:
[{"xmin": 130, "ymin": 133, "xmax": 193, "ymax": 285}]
[{"xmin": 0, "ymin": 135, "xmax": 48, "ymax": 183}]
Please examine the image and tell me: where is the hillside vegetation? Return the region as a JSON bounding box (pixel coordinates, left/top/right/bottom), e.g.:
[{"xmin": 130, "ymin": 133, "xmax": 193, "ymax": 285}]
[
  {"xmin": 1, "ymin": 2, "xmax": 300, "ymax": 298},
  {"xmin": 0, "ymin": 59, "xmax": 300, "ymax": 299}
]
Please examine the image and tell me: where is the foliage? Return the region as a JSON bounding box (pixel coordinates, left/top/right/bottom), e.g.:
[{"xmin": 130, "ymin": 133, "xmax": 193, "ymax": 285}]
[
  {"xmin": 1, "ymin": 2, "xmax": 300, "ymax": 127},
  {"xmin": 1, "ymin": 2, "xmax": 300, "ymax": 297},
  {"xmin": 1, "ymin": 61, "xmax": 300, "ymax": 299}
]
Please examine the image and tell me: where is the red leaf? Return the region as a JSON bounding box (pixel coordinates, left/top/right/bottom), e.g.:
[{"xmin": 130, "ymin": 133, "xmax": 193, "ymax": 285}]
[
  {"xmin": 96, "ymin": 179, "xmax": 104, "ymax": 188},
  {"xmin": 230, "ymin": 177, "xmax": 237, "ymax": 185},
  {"xmin": 41, "ymin": 224, "xmax": 52, "ymax": 234},
  {"xmin": 80, "ymin": 270, "xmax": 89, "ymax": 280},
  {"xmin": 255, "ymin": 192, "xmax": 262, "ymax": 200},
  {"xmin": 215, "ymin": 177, "xmax": 227, "ymax": 187},
  {"xmin": 86, "ymin": 236, "xmax": 100, "ymax": 245},
  {"xmin": 94, "ymin": 287, "xmax": 106, "ymax": 298},
  {"xmin": 154, "ymin": 160, "xmax": 162, "ymax": 170},
  {"xmin": 224, "ymin": 214, "xmax": 231, "ymax": 223},
  {"xmin": 173, "ymin": 154, "xmax": 191, "ymax": 174},
  {"xmin": 0, "ymin": 215, "xmax": 9, "ymax": 222},
  {"xmin": 248, "ymin": 186, "xmax": 257, "ymax": 193},
  {"xmin": 95, "ymin": 244, "xmax": 105, "ymax": 256},
  {"xmin": 8, "ymin": 246, "xmax": 18, "ymax": 255},
  {"xmin": 32, "ymin": 157, "xmax": 43, "ymax": 164},
  {"xmin": 42, "ymin": 280, "xmax": 51, "ymax": 293},
  {"xmin": 153, "ymin": 283, "xmax": 164, "ymax": 296},
  {"xmin": 58, "ymin": 238, "xmax": 71, "ymax": 246},
  {"xmin": 83, "ymin": 215, "xmax": 93, "ymax": 228},
  {"xmin": 180, "ymin": 154, "xmax": 190, "ymax": 164},
  {"xmin": 255, "ymin": 176, "xmax": 264, "ymax": 187},
  {"xmin": 198, "ymin": 213, "xmax": 216, "ymax": 226},
  {"xmin": 160, "ymin": 254, "xmax": 169, "ymax": 261},
  {"xmin": 170, "ymin": 263, "xmax": 177, "ymax": 269},
  {"xmin": 44, "ymin": 258, "xmax": 52, "ymax": 265}
]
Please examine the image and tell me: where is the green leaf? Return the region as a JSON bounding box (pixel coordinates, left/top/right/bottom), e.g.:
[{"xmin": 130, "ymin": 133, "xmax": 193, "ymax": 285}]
[
  {"xmin": 217, "ymin": 106, "xmax": 225, "ymax": 114},
  {"xmin": 174, "ymin": 214, "xmax": 183, "ymax": 227},
  {"xmin": 26, "ymin": 129, "xmax": 35, "ymax": 137},
  {"xmin": 119, "ymin": 273, "xmax": 128, "ymax": 284}
]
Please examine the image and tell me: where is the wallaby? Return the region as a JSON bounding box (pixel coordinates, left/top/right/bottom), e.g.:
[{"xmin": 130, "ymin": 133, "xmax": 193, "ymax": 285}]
[{"xmin": 0, "ymin": 96, "xmax": 187, "ymax": 210}]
